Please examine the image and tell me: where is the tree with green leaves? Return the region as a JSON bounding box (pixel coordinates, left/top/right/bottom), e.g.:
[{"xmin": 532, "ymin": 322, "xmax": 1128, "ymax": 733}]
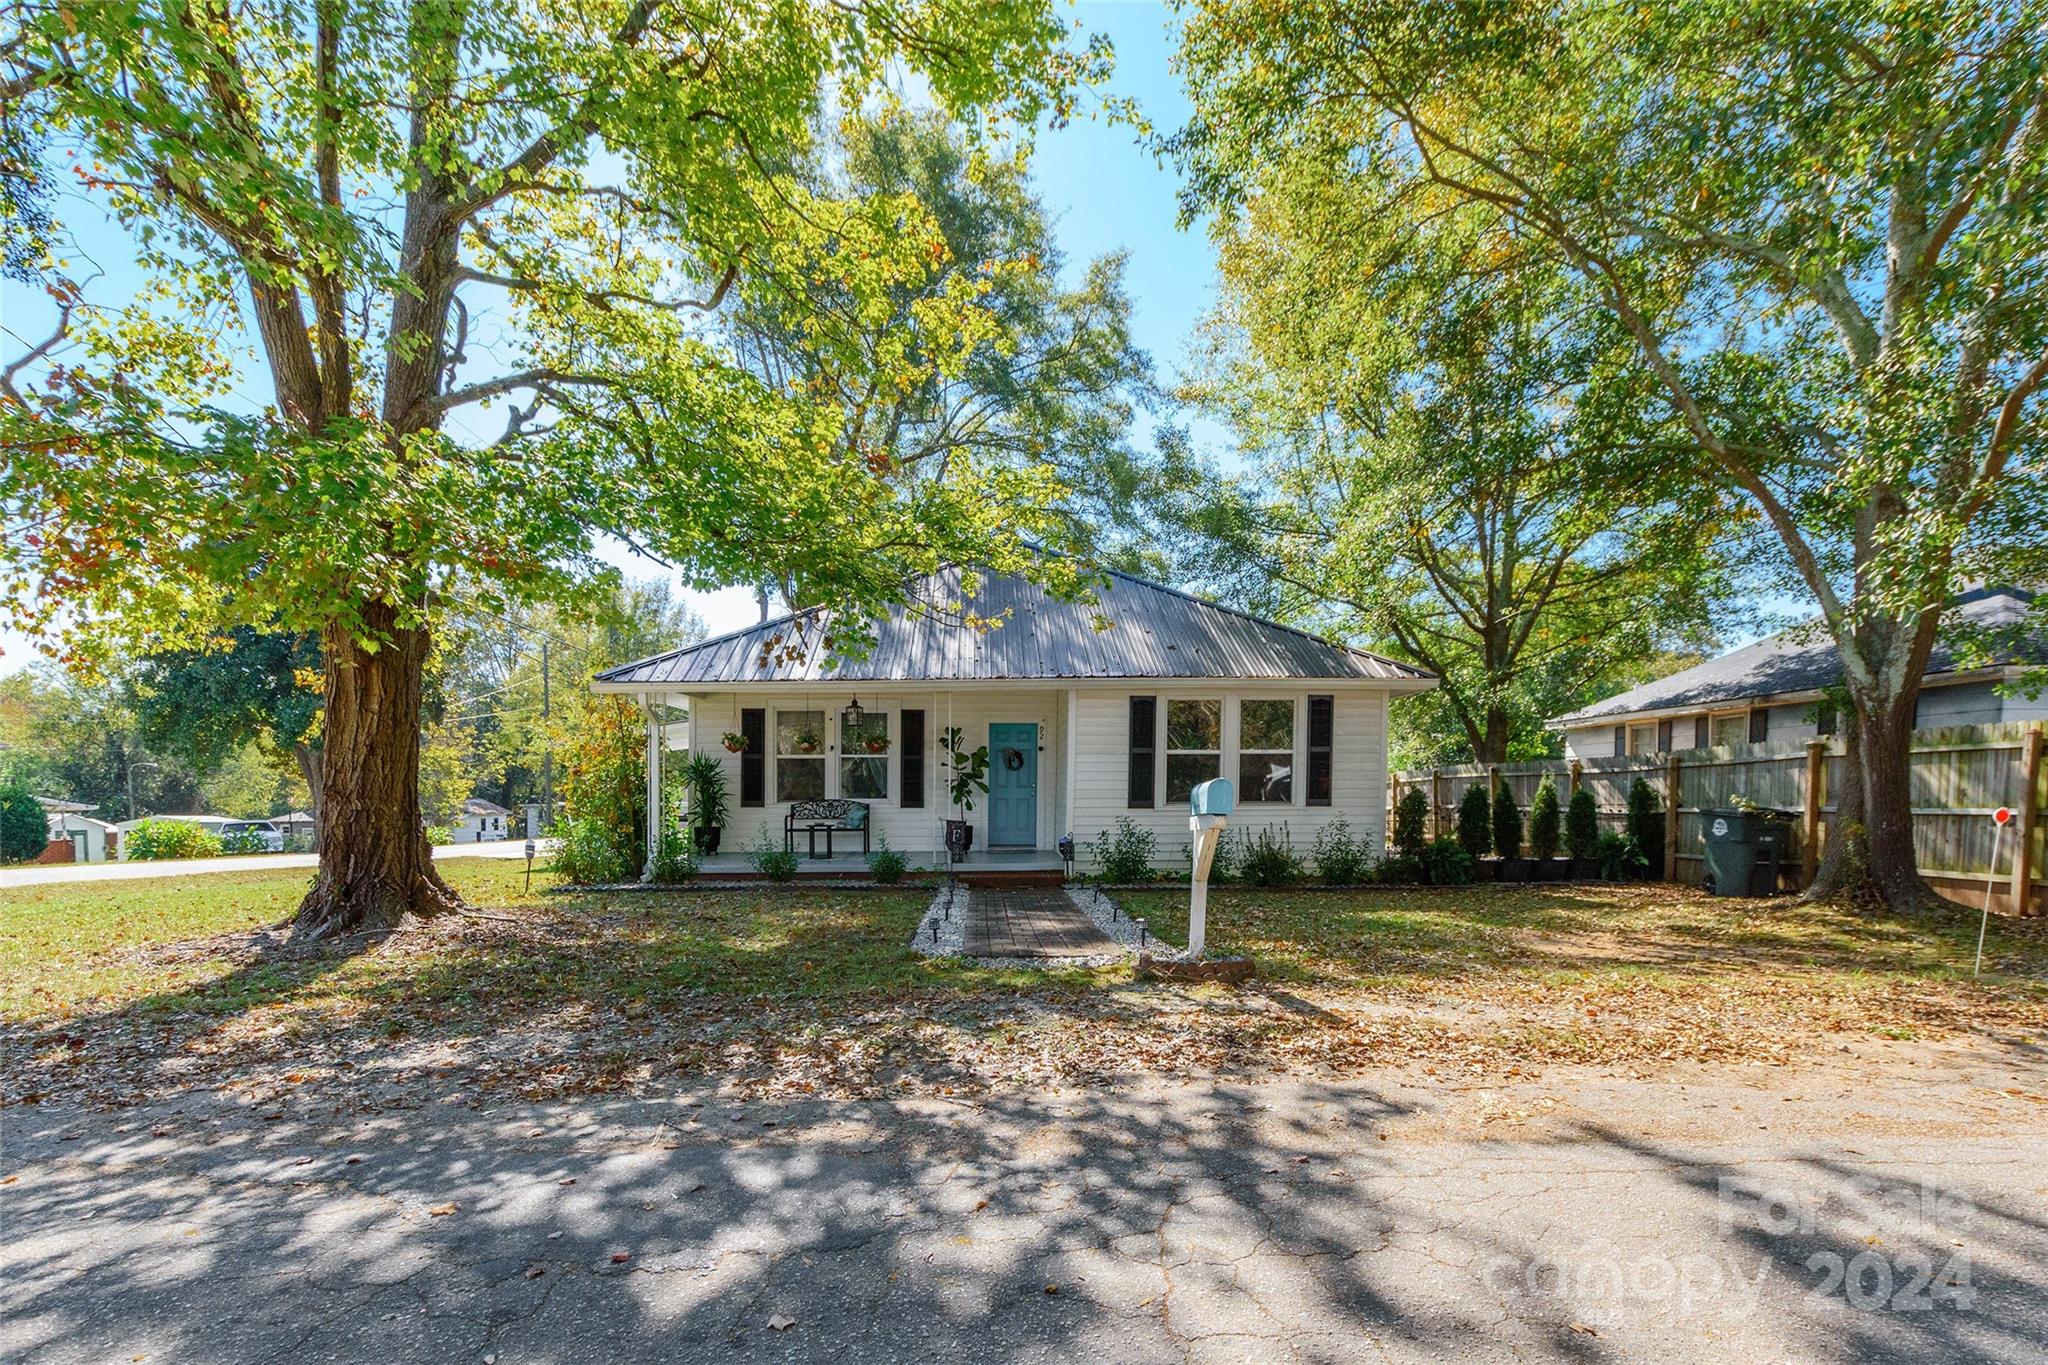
[
  {"xmin": 728, "ymin": 111, "xmax": 1157, "ymax": 564},
  {"xmin": 1456, "ymin": 784, "xmax": 1492, "ymax": 859},
  {"xmin": 1171, "ymin": 0, "xmax": 2048, "ymax": 912},
  {"xmin": 1176, "ymin": 171, "xmax": 1734, "ymax": 766},
  {"xmin": 1, "ymin": 1, "xmax": 1105, "ymax": 938},
  {"xmin": 126, "ymin": 627, "xmax": 323, "ymax": 822},
  {"xmin": 0, "ymin": 781, "xmax": 44, "ymax": 862}
]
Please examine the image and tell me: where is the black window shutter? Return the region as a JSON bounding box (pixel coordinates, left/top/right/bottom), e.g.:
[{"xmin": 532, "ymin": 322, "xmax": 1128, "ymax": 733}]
[
  {"xmin": 1817, "ymin": 701, "xmax": 1837, "ymax": 736},
  {"xmin": 739, "ymin": 707, "xmax": 766, "ymax": 807},
  {"xmin": 1748, "ymin": 707, "xmax": 1769, "ymax": 744},
  {"xmin": 1614, "ymin": 724, "xmax": 1627, "ymax": 757},
  {"xmin": 1656, "ymin": 719, "xmax": 1674, "ymax": 753},
  {"xmin": 1694, "ymin": 715, "xmax": 1710, "ymax": 750},
  {"xmin": 1127, "ymin": 696, "xmax": 1156, "ymax": 808},
  {"xmin": 1306, "ymin": 695, "xmax": 1334, "ymax": 806},
  {"xmin": 899, "ymin": 709, "xmax": 926, "ymax": 809}
]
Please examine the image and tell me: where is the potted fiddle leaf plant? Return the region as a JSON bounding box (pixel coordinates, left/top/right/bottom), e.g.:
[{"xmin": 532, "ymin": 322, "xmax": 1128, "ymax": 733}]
[
  {"xmin": 684, "ymin": 753, "xmax": 729, "ymax": 855},
  {"xmin": 940, "ymin": 725, "xmax": 990, "ymax": 857}
]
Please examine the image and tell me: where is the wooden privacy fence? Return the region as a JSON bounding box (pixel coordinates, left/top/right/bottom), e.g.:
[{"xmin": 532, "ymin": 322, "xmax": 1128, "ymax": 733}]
[{"xmin": 1390, "ymin": 721, "xmax": 2046, "ymax": 916}]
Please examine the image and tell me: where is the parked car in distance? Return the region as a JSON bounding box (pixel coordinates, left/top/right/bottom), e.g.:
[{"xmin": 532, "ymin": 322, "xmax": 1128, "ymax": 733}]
[{"xmin": 219, "ymin": 820, "xmax": 285, "ymax": 853}]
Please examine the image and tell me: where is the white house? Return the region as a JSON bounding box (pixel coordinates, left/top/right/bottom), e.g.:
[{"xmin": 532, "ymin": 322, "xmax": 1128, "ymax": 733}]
[
  {"xmin": 1552, "ymin": 586, "xmax": 2045, "ymax": 759},
  {"xmin": 591, "ymin": 565, "xmax": 1434, "ymax": 876},
  {"xmin": 454, "ymin": 798, "xmax": 513, "ymax": 842},
  {"xmin": 35, "ymin": 797, "xmax": 116, "ymax": 863}
]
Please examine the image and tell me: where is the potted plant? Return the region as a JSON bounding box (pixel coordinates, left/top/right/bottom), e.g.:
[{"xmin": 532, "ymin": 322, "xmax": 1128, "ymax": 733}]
[
  {"xmin": 683, "ymin": 753, "xmax": 729, "ymax": 855},
  {"xmin": 940, "ymin": 725, "xmax": 990, "ymax": 857},
  {"xmin": 1492, "ymin": 784, "xmax": 1527, "ymax": 881},
  {"xmin": 721, "ymin": 731, "xmax": 748, "ymax": 753},
  {"xmin": 792, "ymin": 729, "xmax": 821, "ymax": 755},
  {"xmin": 1528, "ymin": 777, "xmax": 1563, "ymax": 880},
  {"xmin": 1565, "ymin": 787, "xmax": 1601, "ymax": 879},
  {"xmin": 862, "ymin": 734, "xmax": 890, "ymax": 754}
]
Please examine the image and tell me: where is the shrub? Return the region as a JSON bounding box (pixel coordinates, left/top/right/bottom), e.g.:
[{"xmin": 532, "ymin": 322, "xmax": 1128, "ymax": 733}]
[
  {"xmin": 1625, "ymin": 778, "xmax": 1664, "ymax": 876},
  {"xmin": 1238, "ymin": 824, "xmax": 1302, "ymax": 886},
  {"xmin": 552, "ymin": 815, "xmax": 636, "ymax": 885},
  {"xmin": 1311, "ymin": 820, "xmax": 1372, "ymax": 884},
  {"xmin": 750, "ymin": 829, "xmax": 799, "ymax": 881},
  {"xmin": 1422, "ymin": 836, "xmax": 1474, "ymax": 885},
  {"xmin": 1528, "ymin": 777, "xmax": 1561, "ymax": 861},
  {"xmin": 557, "ymin": 695, "xmax": 645, "ymax": 876},
  {"xmin": 651, "ymin": 836, "xmax": 699, "ymax": 884},
  {"xmin": 124, "ymin": 819, "xmax": 224, "ymax": 860},
  {"xmin": 1393, "ymin": 788, "xmax": 1428, "ymax": 858},
  {"xmin": 1596, "ymin": 830, "xmax": 1648, "ymax": 881},
  {"xmin": 1565, "ymin": 787, "xmax": 1600, "ymax": 860},
  {"xmin": 868, "ymin": 839, "xmax": 908, "ymax": 884},
  {"xmin": 1456, "ymin": 786, "xmax": 1492, "ymax": 857},
  {"xmin": 220, "ymin": 828, "xmax": 269, "ymax": 854},
  {"xmin": 1374, "ymin": 853, "xmax": 1425, "ymax": 885},
  {"xmin": 282, "ymin": 831, "xmax": 317, "ymax": 854},
  {"xmin": 1093, "ymin": 816, "xmax": 1157, "ymax": 884},
  {"xmin": 0, "ymin": 782, "xmax": 47, "ymax": 863},
  {"xmin": 424, "ymin": 823, "xmax": 456, "ymax": 847},
  {"xmin": 1491, "ymin": 784, "xmax": 1522, "ymax": 859}
]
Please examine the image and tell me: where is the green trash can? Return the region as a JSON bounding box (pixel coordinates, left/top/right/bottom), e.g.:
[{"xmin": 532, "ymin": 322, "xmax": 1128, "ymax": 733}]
[{"xmin": 1702, "ymin": 807, "xmax": 1795, "ymax": 896}]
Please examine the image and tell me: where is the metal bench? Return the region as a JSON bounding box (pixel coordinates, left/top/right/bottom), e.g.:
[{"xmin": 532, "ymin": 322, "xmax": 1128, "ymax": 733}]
[{"xmin": 784, "ymin": 799, "xmax": 871, "ymax": 858}]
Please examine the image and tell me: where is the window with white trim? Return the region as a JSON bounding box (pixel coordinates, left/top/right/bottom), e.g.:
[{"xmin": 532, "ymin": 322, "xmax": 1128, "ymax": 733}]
[
  {"xmin": 1626, "ymin": 722, "xmax": 1658, "ymax": 756},
  {"xmin": 1709, "ymin": 710, "xmax": 1747, "ymax": 748},
  {"xmin": 1165, "ymin": 699, "xmax": 1221, "ymax": 804},
  {"xmin": 839, "ymin": 708, "xmax": 889, "ymax": 800},
  {"xmin": 1237, "ymin": 699, "xmax": 1294, "ymax": 802},
  {"xmin": 775, "ymin": 709, "xmax": 825, "ymax": 801}
]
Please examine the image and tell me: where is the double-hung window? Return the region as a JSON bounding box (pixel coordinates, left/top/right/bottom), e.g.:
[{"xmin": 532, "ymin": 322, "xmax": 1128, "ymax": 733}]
[
  {"xmin": 839, "ymin": 708, "xmax": 889, "ymax": 800},
  {"xmin": 1164, "ymin": 699, "xmax": 1221, "ymax": 804},
  {"xmin": 1238, "ymin": 699, "xmax": 1295, "ymax": 802},
  {"xmin": 776, "ymin": 710, "xmax": 825, "ymax": 802},
  {"xmin": 1709, "ymin": 710, "xmax": 1747, "ymax": 748},
  {"xmin": 1626, "ymin": 722, "xmax": 1658, "ymax": 756}
]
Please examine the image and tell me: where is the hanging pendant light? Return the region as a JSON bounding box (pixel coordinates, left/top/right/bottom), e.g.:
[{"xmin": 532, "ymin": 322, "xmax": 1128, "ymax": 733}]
[{"xmin": 844, "ymin": 694, "xmax": 864, "ymax": 729}]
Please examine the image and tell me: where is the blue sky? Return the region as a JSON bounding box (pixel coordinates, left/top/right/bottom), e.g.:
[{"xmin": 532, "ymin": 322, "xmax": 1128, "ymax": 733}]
[{"xmin": 0, "ymin": 1, "xmax": 1212, "ymax": 676}]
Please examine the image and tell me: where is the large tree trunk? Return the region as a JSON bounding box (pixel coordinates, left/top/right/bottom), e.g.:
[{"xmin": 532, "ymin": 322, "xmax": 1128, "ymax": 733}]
[
  {"xmin": 1807, "ymin": 681, "xmax": 1944, "ymax": 915},
  {"xmin": 1805, "ymin": 711, "xmax": 1866, "ymax": 903},
  {"xmin": 293, "ymin": 601, "xmax": 462, "ymax": 940}
]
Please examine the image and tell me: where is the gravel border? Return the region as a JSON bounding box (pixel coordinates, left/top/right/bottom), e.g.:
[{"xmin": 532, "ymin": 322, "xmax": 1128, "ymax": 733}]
[{"xmin": 908, "ymin": 882, "xmax": 968, "ymax": 956}]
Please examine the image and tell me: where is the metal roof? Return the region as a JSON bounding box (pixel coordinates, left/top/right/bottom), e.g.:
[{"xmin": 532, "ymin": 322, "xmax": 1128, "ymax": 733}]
[
  {"xmin": 594, "ymin": 566, "xmax": 1435, "ymax": 689},
  {"xmin": 1552, "ymin": 587, "xmax": 2042, "ymax": 725}
]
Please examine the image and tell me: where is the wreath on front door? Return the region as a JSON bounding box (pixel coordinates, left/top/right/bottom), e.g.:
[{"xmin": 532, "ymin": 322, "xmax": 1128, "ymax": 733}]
[{"xmin": 1002, "ymin": 748, "xmax": 1025, "ymax": 771}]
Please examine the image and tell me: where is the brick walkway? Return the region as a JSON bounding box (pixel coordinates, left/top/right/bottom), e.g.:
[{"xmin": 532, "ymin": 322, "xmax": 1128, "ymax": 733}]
[{"xmin": 962, "ymin": 888, "xmax": 1118, "ymax": 958}]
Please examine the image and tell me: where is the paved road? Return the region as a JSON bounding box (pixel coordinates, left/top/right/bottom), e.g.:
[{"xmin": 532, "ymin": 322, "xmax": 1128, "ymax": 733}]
[
  {"xmin": 5, "ymin": 1079, "xmax": 2041, "ymax": 1363},
  {"xmin": 2, "ymin": 838, "xmax": 542, "ymax": 889}
]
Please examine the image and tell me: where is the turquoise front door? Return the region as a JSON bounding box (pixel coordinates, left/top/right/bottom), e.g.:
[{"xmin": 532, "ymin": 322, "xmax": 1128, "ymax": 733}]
[{"xmin": 987, "ymin": 723, "xmax": 1038, "ymax": 847}]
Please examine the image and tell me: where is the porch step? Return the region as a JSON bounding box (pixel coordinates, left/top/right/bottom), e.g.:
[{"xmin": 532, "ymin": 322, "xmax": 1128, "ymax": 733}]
[{"xmin": 955, "ymin": 867, "xmax": 1068, "ymax": 889}]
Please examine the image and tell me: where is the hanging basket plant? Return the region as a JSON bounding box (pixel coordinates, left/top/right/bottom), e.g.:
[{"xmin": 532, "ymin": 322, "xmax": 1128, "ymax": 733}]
[
  {"xmin": 721, "ymin": 732, "xmax": 749, "ymax": 753},
  {"xmin": 792, "ymin": 731, "xmax": 821, "ymax": 754},
  {"xmin": 862, "ymin": 736, "xmax": 890, "ymax": 754}
]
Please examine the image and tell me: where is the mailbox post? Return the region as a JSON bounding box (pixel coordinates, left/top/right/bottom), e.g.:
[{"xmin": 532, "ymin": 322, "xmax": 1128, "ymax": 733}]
[{"xmin": 1187, "ymin": 779, "xmax": 1235, "ymax": 961}]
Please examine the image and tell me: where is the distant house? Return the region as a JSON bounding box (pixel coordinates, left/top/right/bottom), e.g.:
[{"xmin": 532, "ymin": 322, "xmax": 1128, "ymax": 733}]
[
  {"xmin": 454, "ymin": 798, "xmax": 513, "ymax": 842},
  {"xmin": 1552, "ymin": 587, "xmax": 2046, "ymax": 759},
  {"xmin": 34, "ymin": 796, "xmax": 116, "ymax": 863},
  {"xmin": 591, "ymin": 563, "xmax": 1434, "ymax": 873},
  {"xmin": 276, "ymin": 810, "xmax": 317, "ymax": 840}
]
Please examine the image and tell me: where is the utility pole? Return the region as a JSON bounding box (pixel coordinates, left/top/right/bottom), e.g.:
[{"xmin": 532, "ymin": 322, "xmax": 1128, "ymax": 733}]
[
  {"xmin": 125, "ymin": 758, "xmax": 159, "ymax": 822},
  {"xmin": 539, "ymin": 638, "xmax": 553, "ymax": 828}
]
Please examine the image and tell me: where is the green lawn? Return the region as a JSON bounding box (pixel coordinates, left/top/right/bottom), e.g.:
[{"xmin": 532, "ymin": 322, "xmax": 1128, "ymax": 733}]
[{"xmin": 5, "ymin": 866, "xmax": 2044, "ymax": 1105}]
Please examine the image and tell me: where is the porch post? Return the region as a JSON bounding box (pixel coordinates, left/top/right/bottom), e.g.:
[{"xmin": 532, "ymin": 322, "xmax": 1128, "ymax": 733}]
[
  {"xmin": 643, "ymin": 691, "xmax": 663, "ymax": 881},
  {"xmin": 1065, "ymin": 688, "xmax": 1079, "ymax": 847}
]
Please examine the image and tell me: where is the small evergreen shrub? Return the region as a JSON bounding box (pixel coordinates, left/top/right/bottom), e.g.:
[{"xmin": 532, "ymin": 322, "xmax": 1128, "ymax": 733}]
[
  {"xmin": 1456, "ymin": 786, "xmax": 1492, "ymax": 857},
  {"xmin": 1375, "ymin": 853, "xmax": 1425, "ymax": 885},
  {"xmin": 1625, "ymin": 778, "xmax": 1664, "ymax": 876},
  {"xmin": 1310, "ymin": 820, "xmax": 1372, "ymax": 884},
  {"xmin": 750, "ymin": 829, "xmax": 799, "ymax": 881},
  {"xmin": 1596, "ymin": 831, "xmax": 1648, "ymax": 881},
  {"xmin": 1528, "ymin": 777, "xmax": 1561, "ymax": 861},
  {"xmin": 1238, "ymin": 824, "xmax": 1302, "ymax": 886},
  {"xmin": 1393, "ymin": 788, "xmax": 1428, "ymax": 858},
  {"xmin": 1094, "ymin": 816, "xmax": 1158, "ymax": 883},
  {"xmin": 124, "ymin": 819, "xmax": 224, "ymax": 861},
  {"xmin": 1491, "ymin": 785, "xmax": 1522, "ymax": 859},
  {"xmin": 1565, "ymin": 788, "xmax": 1599, "ymax": 860},
  {"xmin": 1422, "ymin": 837, "xmax": 1475, "ymax": 885},
  {"xmin": 868, "ymin": 840, "xmax": 908, "ymax": 884}
]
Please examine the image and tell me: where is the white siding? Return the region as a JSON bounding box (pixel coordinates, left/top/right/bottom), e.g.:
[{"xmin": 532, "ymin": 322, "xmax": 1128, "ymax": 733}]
[{"xmin": 1067, "ymin": 688, "xmax": 1388, "ymax": 870}]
